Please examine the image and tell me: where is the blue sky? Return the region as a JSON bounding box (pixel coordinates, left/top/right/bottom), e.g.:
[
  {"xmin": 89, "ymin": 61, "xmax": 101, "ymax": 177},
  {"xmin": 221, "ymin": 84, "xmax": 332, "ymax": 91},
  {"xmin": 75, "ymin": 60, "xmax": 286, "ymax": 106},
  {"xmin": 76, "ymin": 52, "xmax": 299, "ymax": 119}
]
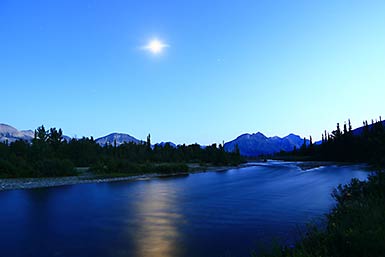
[{"xmin": 1, "ymin": 0, "xmax": 384, "ymax": 144}]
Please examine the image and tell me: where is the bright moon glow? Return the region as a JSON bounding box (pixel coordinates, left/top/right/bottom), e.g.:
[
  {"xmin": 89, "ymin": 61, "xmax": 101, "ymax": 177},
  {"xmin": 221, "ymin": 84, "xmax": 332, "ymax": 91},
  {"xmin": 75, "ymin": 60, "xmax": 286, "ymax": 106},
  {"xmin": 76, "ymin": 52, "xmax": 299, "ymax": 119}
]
[{"xmin": 143, "ymin": 39, "xmax": 169, "ymax": 54}]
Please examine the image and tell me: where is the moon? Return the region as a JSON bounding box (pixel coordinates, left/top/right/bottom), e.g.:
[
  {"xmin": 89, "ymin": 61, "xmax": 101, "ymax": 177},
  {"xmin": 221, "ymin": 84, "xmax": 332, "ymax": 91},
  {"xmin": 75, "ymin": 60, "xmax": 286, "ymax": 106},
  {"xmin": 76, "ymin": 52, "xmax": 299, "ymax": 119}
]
[{"xmin": 143, "ymin": 39, "xmax": 169, "ymax": 54}]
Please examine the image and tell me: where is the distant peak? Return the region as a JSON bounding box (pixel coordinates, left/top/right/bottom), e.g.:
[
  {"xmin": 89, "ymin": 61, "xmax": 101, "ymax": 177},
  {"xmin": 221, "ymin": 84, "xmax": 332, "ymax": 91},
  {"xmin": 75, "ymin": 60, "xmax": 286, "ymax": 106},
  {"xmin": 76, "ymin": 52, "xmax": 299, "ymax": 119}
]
[
  {"xmin": 252, "ymin": 132, "xmax": 267, "ymax": 138},
  {"xmin": 95, "ymin": 132, "xmax": 140, "ymax": 146},
  {"xmin": 236, "ymin": 133, "xmax": 252, "ymax": 139},
  {"xmin": 107, "ymin": 132, "xmax": 126, "ymax": 136},
  {"xmin": 0, "ymin": 123, "xmax": 16, "ymax": 129},
  {"xmin": 285, "ymin": 133, "xmax": 300, "ymax": 138},
  {"xmin": 0, "ymin": 123, "xmax": 19, "ymax": 134}
]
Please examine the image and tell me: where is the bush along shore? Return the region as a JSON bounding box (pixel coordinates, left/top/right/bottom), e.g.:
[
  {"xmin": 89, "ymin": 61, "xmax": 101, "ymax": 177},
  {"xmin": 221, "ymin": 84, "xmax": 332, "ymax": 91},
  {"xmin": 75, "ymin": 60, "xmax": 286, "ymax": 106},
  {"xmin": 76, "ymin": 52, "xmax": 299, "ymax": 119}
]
[{"xmin": 258, "ymin": 171, "xmax": 385, "ymax": 257}]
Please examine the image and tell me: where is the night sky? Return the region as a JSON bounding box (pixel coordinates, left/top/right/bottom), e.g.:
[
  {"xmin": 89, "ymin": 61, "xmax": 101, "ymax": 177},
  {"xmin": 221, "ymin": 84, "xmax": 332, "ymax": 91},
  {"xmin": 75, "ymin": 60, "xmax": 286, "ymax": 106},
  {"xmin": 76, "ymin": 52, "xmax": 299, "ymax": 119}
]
[{"xmin": 1, "ymin": 0, "xmax": 384, "ymax": 144}]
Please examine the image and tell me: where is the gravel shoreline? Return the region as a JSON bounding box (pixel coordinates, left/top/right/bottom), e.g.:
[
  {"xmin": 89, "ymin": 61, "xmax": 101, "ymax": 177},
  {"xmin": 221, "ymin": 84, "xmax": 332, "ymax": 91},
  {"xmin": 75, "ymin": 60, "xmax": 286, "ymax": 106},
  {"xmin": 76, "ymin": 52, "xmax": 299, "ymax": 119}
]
[
  {"xmin": 0, "ymin": 174, "xmax": 159, "ymax": 191},
  {"xmin": 0, "ymin": 165, "xmax": 247, "ymax": 191}
]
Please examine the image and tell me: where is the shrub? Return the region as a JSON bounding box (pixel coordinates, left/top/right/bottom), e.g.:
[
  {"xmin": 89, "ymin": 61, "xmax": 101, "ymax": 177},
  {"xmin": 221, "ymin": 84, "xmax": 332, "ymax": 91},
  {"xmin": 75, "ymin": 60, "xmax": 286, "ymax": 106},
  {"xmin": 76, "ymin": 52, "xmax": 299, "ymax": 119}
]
[
  {"xmin": 260, "ymin": 171, "xmax": 385, "ymax": 257},
  {"xmin": 0, "ymin": 159, "xmax": 17, "ymax": 177},
  {"xmin": 33, "ymin": 159, "xmax": 76, "ymax": 177}
]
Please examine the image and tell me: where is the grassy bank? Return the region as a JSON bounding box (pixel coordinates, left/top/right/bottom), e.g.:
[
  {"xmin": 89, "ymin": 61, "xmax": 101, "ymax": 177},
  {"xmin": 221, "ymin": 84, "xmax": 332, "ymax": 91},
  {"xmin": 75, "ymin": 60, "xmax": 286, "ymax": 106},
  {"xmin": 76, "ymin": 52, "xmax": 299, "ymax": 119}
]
[{"xmin": 259, "ymin": 171, "xmax": 385, "ymax": 257}]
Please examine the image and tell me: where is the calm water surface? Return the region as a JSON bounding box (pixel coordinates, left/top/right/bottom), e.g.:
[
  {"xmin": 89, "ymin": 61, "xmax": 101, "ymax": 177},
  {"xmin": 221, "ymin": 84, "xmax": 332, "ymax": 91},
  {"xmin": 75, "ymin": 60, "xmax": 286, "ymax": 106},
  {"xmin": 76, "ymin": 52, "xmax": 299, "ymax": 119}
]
[{"xmin": 0, "ymin": 162, "xmax": 368, "ymax": 257}]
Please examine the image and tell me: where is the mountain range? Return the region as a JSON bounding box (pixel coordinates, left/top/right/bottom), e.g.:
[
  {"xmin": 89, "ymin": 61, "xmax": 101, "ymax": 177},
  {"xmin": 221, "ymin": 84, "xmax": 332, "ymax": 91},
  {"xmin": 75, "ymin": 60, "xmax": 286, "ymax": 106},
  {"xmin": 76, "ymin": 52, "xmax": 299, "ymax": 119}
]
[
  {"xmin": 224, "ymin": 132, "xmax": 309, "ymax": 157},
  {"xmin": 0, "ymin": 123, "xmax": 309, "ymax": 156}
]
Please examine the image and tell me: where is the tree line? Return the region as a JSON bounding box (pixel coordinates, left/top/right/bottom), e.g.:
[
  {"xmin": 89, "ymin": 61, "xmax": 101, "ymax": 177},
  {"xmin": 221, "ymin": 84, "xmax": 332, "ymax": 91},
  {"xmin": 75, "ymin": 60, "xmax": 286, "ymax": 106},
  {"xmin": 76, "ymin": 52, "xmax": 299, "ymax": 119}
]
[
  {"xmin": 0, "ymin": 126, "xmax": 244, "ymax": 178},
  {"xmin": 276, "ymin": 117, "xmax": 385, "ymax": 167}
]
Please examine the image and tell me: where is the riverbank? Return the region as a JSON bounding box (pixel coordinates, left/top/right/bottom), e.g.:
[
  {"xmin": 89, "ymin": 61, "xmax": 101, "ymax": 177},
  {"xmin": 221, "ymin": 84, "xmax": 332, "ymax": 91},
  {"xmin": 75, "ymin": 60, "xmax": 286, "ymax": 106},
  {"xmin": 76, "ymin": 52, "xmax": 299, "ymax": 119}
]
[
  {"xmin": 1, "ymin": 161, "xmax": 369, "ymax": 191},
  {"xmin": 0, "ymin": 164, "xmax": 247, "ymax": 191}
]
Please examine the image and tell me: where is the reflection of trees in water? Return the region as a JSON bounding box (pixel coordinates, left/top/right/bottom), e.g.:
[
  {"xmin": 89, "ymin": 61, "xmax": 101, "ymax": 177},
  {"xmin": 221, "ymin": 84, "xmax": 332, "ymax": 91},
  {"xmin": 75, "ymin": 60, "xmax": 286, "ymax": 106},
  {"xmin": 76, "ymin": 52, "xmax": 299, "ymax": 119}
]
[{"xmin": 133, "ymin": 182, "xmax": 185, "ymax": 257}]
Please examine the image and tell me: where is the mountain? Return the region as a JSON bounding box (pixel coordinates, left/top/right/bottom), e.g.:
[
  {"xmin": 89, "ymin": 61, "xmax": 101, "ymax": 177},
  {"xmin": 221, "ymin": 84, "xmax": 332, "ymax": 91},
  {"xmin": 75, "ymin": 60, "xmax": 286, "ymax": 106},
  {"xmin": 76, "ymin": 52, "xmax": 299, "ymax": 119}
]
[
  {"xmin": 224, "ymin": 132, "xmax": 308, "ymax": 157},
  {"xmin": 62, "ymin": 135, "xmax": 72, "ymax": 142},
  {"xmin": 0, "ymin": 124, "xmax": 34, "ymax": 143},
  {"xmin": 155, "ymin": 142, "xmax": 177, "ymax": 148},
  {"xmin": 95, "ymin": 133, "xmax": 140, "ymax": 146}
]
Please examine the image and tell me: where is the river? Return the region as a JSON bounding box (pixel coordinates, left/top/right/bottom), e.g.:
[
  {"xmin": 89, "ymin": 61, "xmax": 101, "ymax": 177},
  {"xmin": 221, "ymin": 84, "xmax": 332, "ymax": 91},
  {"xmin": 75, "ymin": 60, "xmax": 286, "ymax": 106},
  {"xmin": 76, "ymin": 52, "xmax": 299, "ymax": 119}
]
[{"xmin": 0, "ymin": 161, "xmax": 369, "ymax": 257}]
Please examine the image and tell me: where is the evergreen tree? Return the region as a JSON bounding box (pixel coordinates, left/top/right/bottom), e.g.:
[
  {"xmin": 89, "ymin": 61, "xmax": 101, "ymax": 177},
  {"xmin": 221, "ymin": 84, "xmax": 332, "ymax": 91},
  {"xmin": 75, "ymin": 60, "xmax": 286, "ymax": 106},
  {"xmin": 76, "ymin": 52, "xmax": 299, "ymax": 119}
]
[
  {"xmin": 300, "ymin": 137, "xmax": 307, "ymax": 151},
  {"xmin": 146, "ymin": 134, "xmax": 151, "ymax": 152},
  {"xmin": 343, "ymin": 122, "xmax": 348, "ymax": 134},
  {"xmin": 34, "ymin": 125, "xmax": 48, "ymax": 143},
  {"xmin": 348, "ymin": 119, "xmax": 352, "ymax": 133},
  {"xmin": 48, "ymin": 128, "xmax": 63, "ymax": 149}
]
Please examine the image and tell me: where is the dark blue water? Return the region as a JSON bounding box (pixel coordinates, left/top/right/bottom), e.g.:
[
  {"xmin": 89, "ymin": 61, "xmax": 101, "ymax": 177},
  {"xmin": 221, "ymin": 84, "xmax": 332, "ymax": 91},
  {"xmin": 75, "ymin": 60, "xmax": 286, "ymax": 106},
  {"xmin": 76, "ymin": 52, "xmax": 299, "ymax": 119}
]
[{"xmin": 0, "ymin": 162, "xmax": 368, "ymax": 257}]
